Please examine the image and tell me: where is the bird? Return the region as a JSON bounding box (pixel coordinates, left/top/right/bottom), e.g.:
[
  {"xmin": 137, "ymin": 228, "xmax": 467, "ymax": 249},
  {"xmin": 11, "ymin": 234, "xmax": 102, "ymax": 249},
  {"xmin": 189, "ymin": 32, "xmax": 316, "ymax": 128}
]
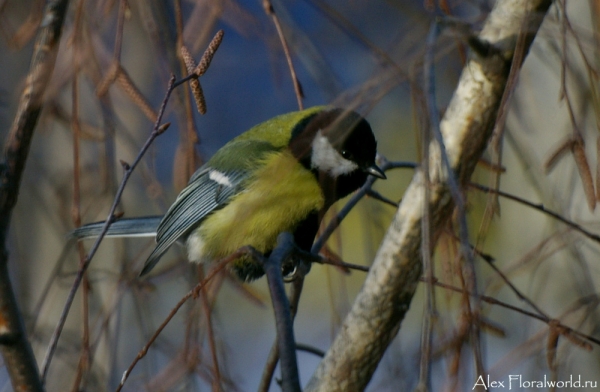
[{"xmin": 72, "ymin": 106, "xmax": 386, "ymax": 281}]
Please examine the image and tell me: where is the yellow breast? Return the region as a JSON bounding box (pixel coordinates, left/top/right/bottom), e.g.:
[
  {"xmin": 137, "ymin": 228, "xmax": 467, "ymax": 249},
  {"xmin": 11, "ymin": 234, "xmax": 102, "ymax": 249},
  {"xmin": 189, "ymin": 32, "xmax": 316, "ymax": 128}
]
[{"xmin": 188, "ymin": 150, "xmax": 324, "ymax": 264}]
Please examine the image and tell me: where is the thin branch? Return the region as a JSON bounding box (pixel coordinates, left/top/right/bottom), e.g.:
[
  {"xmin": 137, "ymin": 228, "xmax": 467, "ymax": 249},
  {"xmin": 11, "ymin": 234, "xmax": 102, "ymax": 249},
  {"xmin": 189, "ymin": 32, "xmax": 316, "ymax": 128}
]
[
  {"xmin": 316, "ymin": 257, "xmax": 369, "ymax": 272},
  {"xmin": 295, "ymin": 343, "xmax": 325, "ymax": 358},
  {"xmin": 312, "ymin": 160, "xmax": 416, "ymax": 252},
  {"xmin": 557, "ymin": 0, "xmax": 596, "ymax": 211},
  {"xmin": 262, "ymin": 0, "xmax": 304, "ymax": 110},
  {"xmin": 481, "ymin": 255, "xmax": 550, "ymax": 319},
  {"xmin": 469, "ymin": 183, "xmax": 600, "ymax": 244},
  {"xmin": 112, "ymin": 0, "xmax": 127, "ymax": 61},
  {"xmin": 425, "ymin": 17, "xmax": 486, "ymax": 378},
  {"xmin": 41, "ymin": 76, "xmax": 176, "ymax": 382},
  {"xmin": 197, "ymin": 267, "xmax": 222, "ymax": 391},
  {"xmin": 303, "ymin": 0, "xmax": 408, "ymax": 80},
  {"xmin": 475, "ymin": 23, "xmax": 529, "ymax": 269},
  {"xmin": 115, "ymin": 253, "xmax": 233, "ymax": 391},
  {"xmin": 432, "ymin": 280, "xmax": 599, "ymax": 348},
  {"xmin": 315, "ymin": 259, "xmax": 600, "ymax": 349},
  {"xmin": 364, "ymin": 189, "xmax": 398, "ymax": 207},
  {"xmin": 70, "ymin": 61, "xmax": 92, "ymax": 392},
  {"xmin": 69, "ymin": 3, "xmax": 93, "ymax": 389},
  {"xmin": 262, "ymin": 233, "xmax": 301, "ymax": 392},
  {"xmin": 258, "ymin": 274, "xmax": 305, "ymax": 392},
  {"xmin": 416, "ymin": 20, "xmax": 438, "ymax": 392}
]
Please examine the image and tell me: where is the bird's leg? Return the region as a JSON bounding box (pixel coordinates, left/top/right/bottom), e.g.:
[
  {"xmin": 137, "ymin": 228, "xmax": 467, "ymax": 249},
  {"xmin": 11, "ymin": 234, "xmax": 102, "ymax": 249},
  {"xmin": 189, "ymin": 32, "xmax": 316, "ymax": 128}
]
[{"xmin": 282, "ymin": 246, "xmax": 315, "ymax": 283}]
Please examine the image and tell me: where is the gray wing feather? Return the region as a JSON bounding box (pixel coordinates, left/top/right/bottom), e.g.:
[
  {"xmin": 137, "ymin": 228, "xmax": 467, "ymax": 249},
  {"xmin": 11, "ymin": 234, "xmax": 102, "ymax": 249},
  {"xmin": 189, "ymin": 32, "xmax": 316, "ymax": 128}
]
[
  {"xmin": 70, "ymin": 217, "xmax": 162, "ymax": 239},
  {"xmin": 140, "ymin": 168, "xmax": 247, "ymax": 275}
]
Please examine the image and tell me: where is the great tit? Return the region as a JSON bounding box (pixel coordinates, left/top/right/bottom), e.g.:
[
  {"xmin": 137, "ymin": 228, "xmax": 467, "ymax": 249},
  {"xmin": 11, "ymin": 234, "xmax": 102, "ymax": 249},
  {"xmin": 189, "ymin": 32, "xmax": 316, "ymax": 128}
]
[{"xmin": 73, "ymin": 106, "xmax": 385, "ymax": 281}]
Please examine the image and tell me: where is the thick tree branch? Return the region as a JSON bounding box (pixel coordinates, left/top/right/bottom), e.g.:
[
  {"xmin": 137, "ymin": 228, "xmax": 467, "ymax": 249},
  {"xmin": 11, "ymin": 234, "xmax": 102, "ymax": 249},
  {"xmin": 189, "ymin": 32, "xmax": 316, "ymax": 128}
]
[
  {"xmin": 0, "ymin": 1, "xmax": 70, "ymax": 391},
  {"xmin": 305, "ymin": 1, "xmax": 553, "ymax": 390}
]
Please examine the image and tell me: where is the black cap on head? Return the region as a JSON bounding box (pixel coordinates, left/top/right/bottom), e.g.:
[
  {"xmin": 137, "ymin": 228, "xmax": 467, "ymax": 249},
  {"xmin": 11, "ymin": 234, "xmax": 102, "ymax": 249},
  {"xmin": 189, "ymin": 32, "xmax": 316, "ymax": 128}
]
[
  {"xmin": 290, "ymin": 109, "xmax": 377, "ymax": 168},
  {"xmin": 290, "ymin": 108, "xmax": 385, "ymax": 203},
  {"xmin": 325, "ymin": 109, "xmax": 378, "ymax": 172}
]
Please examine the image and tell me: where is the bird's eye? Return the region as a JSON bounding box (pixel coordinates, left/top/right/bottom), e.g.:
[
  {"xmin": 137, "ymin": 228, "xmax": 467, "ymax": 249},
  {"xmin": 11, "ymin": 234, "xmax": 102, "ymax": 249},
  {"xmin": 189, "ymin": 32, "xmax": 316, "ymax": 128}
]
[{"xmin": 341, "ymin": 150, "xmax": 352, "ymax": 160}]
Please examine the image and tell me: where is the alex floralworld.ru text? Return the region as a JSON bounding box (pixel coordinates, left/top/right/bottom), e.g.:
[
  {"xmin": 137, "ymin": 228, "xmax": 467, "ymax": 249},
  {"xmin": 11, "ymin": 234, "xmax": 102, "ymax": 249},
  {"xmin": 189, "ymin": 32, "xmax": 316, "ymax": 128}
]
[{"xmin": 473, "ymin": 374, "xmax": 597, "ymax": 390}]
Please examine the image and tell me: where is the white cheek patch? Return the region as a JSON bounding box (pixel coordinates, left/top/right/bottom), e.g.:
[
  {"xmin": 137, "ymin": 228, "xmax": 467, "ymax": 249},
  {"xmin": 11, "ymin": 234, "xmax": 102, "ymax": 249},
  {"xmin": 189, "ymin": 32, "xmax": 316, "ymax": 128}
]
[
  {"xmin": 311, "ymin": 130, "xmax": 358, "ymax": 177},
  {"xmin": 209, "ymin": 170, "xmax": 233, "ymax": 187}
]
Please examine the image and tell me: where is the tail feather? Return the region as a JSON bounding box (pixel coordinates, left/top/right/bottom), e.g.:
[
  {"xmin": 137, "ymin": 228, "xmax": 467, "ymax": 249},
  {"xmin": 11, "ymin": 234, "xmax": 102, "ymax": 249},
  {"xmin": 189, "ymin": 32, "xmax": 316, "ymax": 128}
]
[{"xmin": 70, "ymin": 216, "xmax": 162, "ymax": 239}]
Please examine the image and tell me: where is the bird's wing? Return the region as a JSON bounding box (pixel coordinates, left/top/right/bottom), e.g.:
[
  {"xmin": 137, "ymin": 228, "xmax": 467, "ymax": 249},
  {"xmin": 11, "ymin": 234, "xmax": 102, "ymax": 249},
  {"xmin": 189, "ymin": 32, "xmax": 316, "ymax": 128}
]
[
  {"xmin": 70, "ymin": 216, "xmax": 162, "ymax": 239},
  {"xmin": 140, "ymin": 168, "xmax": 246, "ymax": 274},
  {"xmin": 140, "ymin": 139, "xmax": 280, "ymax": 275}
]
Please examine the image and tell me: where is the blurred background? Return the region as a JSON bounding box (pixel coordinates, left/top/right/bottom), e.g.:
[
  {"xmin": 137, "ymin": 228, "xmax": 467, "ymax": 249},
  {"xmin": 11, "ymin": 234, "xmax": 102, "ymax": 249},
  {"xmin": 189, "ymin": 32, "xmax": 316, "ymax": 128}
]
[{"xmin": 1, "ymin": 0, "xmax": 599, "ymax": 391}]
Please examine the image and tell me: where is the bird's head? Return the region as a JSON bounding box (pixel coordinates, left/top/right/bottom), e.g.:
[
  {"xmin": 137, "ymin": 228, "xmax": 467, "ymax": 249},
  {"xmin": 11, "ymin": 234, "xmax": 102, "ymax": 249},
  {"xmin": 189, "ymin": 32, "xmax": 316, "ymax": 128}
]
[{"xmin": 289, "ymin": 108, "xmax": 385, "ymax": 203}]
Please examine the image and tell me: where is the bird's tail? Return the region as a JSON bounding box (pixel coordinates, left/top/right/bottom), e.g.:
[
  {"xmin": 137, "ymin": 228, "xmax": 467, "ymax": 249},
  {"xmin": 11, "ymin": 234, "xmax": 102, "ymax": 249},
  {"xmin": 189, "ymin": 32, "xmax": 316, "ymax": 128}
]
[{"xmin": 70, "ymin": 216, "xmax": 162, "ymax": 240}]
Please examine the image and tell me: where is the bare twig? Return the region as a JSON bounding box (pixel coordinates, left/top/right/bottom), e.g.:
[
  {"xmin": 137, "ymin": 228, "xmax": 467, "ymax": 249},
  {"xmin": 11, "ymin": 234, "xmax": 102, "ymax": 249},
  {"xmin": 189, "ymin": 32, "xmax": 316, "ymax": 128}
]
[
  {"xmin": 469, "ymin": 183, "xmax": 600, "ymax": 244},
  {"xmin": 544, "ymin": 136, "xmax": 575, "ymax": 173},
  {"xmin": 115, "ymin": 253, "xmax": 233, "ymax": 391},
  {"xmin": 313, "ymin": 260, "xmax": 600, "ymax": 349},
  {"xmin": 364, "ymin": 189, "xmax": 398, "ymax": 207},
  {"xmin": 262, "ymin": 233, "xmax": 301, "ymax": 392},
  {"xmin": 416, "ymin": 21, "xmax": 437, "ymax": 392},
  {"xmin": 476, "ymin": 25, "xmax": 529, "ymax": 265},
  {"xmin": 431, "ymin": 281, "xmax": 599, "ymax": 348},
  {"xmin": 42, "ymin": 75, "xmax": 176, "ymax": 382},
  {"xmin": 303, "ymin": 0, "xmax": 408, "ymax": 80},
  {"xmin": 258, "ymin": 266, "xmax": 306, "ymax": 392},
  {"xmin": 557, "ymin": 0, "xmax": 596, "ymax": 211},
  {"xmin": 312, "ymin": 160, "xmax": 416, "ymax": 252},
  {"xmin": 115, "ymin": 68, "xmax": 158, "ymax": 122},
  {"xmin": 295, "ymin": 343, "xmax": 325, "ymax": 358},
  {"xmin": 426, "ymin": 17, "xmax": 487, "ymax": 378},
  {"xmin": 112, "ymin": 0, "xmax": 127, "ymax": 61},
  {"xmin": 316, "ymin": 257, "xmax": 369, "ymax": 272},
  {"xmin": 96, "ymin": 0, "xmax": 158, "ymax": 122},
  {"xmin": 6, "ymin": 0, "xmax": 45, "ymax": 49},
  {"xmin": 196, "ymin": 267, "xmax": 222, "ymax": 391},
  {"xmin": 69, "ymin": 4, "xmax": 93, "ymax": 388},
  {"xmin": 70, "ymin": 62, "xmax": 92, "ymax": 392},
  {"xmin": 262, "ymin": 0, "xmax": 304, "ymax": 110}
]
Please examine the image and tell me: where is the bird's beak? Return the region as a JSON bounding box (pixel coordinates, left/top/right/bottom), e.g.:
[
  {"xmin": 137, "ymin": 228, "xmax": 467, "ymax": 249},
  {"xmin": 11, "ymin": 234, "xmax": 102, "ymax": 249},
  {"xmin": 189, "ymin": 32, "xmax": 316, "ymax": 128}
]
[{"xmin": 364, "ymin": 164, "xmax": 386, "ymax": 179}]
